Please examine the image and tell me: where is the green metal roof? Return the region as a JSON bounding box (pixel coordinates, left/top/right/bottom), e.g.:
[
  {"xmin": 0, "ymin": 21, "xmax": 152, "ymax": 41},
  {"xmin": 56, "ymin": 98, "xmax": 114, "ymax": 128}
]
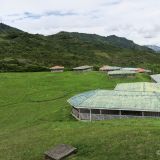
[
  {"xmin": 68, "ymin": 90, "xmax": 160, "ymax": 112},
  {"xmin": 108, "ymin": 70, "xmax": 137, "ymax": 75},
  {"xmin": 151, "ymin": 74, "xmax": 160, "ymax": 83},
  {"xmin": 115, "ymin": 82, "xmax": 160, "ymax": 92}
]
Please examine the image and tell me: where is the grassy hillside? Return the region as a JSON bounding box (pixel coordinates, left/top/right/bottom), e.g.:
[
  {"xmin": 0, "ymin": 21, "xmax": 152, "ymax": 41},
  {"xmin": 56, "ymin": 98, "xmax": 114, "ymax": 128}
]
[
  {"xmin": 1, "ymin": 71, "xmax": 160, "ymax": 160},
  {"xmin": 0, "ymin": 23, "xmax": 160, "ymax": 72}
]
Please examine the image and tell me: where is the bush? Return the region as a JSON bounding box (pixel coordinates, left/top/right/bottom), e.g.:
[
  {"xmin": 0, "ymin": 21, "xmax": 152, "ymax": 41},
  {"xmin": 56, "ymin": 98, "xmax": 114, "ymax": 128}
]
[{"xmin": 0, "ymin": 58, "xmax": 49, "ymax": 72}]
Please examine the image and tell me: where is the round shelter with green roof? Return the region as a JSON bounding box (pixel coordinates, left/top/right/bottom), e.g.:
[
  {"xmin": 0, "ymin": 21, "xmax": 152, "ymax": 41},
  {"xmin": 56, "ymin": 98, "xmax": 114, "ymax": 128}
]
[{"xmin": 68, "ymin": 82, "xmax": 160, "ymax": 121}]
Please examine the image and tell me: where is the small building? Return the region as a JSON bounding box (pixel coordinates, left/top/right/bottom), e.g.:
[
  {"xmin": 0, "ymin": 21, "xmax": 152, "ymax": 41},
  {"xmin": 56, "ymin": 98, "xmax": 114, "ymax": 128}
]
[
  {"xmin": 99, "ymin": 65, "xmax": 121, "ymax": 72},
  {"xmin": 137, "ymin": 68, "xmax": 151, "ymax": 73},
  {"xmin": 151, "ymin": 74, "xmax": 160, "ymax": 83},
  {"xmin": 68, "ymin": 89, "xmax": 160, "ymax": 121},
  {"xmin": 73, "ymin": 65, "xmax": 93, "ymax": 72},
  {"xmin": 121, "ymin": 67, "xmax": 139, "ymax": 72},
  {"xmin": 108, "ymin": 70, "xmax": 137, "ymax": 78},
  {"xmin": 114, "ymin": 82, "xmax": 160, "ymax": 92},
  {"xmin": 144, "ymin": 69, "xmax": 152, "ymax": 74},
  {"xmin": 50, "ymin": 66, "xmax": 64, "ymax": 72},
  {"xmin": 44, "ymin": 144, "xmax": 77, "ymax": 160},
  {"xmin": 121, "ymin": 67, "xmax": 151, "ymax": 74}
]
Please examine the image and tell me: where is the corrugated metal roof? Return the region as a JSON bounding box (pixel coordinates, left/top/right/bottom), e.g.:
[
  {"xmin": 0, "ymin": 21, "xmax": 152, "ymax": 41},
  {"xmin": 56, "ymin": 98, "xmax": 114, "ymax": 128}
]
[
  {"xmin": 68, "ymin": 90, "xmax": 160, "ymax": 112},
  {"xmin": 121, "ymin": 67, "xmax": 139, "ymax": 71},
  {"xmin": 99, "ymin": 65, "xmax": 121, "ymax": 71},
  {"xmin": 115, "ymin": 82, "xmax": 160, "ymax": 92},
  {"xmin": 121, "ymin": 68, "xmax": 151, "ymax": 73},
  {"xmin": 151, "ymin": 74, "xmax": 160, "ymax": 83},
  {"xmin": 50, "ymin": 66, "xmax": 64, "ymax": 69},
  {"xmin": 73, "ymin": 65, "xmax": 93, "ymax": 70},
  {"xmin": 145, "ymin": 69, "xmax": 152, "ymax": 73},
  {"xmin": 108, "ymin": 70, "xmax": 137, "ymax": 75}
]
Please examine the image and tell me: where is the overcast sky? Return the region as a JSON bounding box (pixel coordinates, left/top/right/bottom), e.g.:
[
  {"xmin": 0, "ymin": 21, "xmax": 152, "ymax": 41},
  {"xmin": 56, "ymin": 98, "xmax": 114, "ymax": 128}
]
[{"xmin": 1, "ymin": 0, "xmax": 160, "ymax": 45}]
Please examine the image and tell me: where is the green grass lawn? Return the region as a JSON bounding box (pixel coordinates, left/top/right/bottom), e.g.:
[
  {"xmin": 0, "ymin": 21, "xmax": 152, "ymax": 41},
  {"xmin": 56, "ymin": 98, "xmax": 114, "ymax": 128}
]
[{"xmin": 0, "ymin": 71, "xmax": 160, "ymax": 160}]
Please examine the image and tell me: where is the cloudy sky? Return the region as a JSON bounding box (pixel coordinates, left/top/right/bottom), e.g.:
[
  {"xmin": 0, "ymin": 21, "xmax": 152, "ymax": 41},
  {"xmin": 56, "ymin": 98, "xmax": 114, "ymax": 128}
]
[{"xmin": 1, "ymin": 0, "xmax": 160, "ymax": 45}]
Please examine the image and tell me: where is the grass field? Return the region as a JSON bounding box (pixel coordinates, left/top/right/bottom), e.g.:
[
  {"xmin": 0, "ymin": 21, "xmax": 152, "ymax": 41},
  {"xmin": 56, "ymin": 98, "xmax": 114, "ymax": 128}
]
[{"xmin": 1, "ymin": 71, "xmax": 160, "ymax": 160}]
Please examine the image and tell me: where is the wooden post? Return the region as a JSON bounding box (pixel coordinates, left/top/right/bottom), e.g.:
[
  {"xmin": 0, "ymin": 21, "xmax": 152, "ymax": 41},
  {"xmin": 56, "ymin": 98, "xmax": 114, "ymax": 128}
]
[
  {"xmin": 100, "ymin": 109, "xmax": 103, "ymax": 120},
  {"xmin": 119, "ymin": 110, "xmax": 122, "ymax": 118},
  {"xmin": 100, "ymin": 109, "xmax": 102, "ymax": 115},
  {"xmin": 79, "ymin": 109, "xmax": 81, "ymax": 120},
  {"xmin": 90, "ymin": 109, "xmax": 92, "ymax": 121},
  {"xmin": 142, "ymin": 111, "xmax": 144, "ymax": 117}
]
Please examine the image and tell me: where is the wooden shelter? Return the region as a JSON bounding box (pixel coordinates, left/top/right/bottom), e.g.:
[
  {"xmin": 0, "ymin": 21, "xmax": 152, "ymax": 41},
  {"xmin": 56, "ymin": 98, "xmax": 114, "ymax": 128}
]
[
  {"xmin": 68, "ymin": 87, "xmax": 160, "ymax": 121},
  {"xmin": 108, "ymin": 70, "xmax": 137, "ymax": 78},
  {"xmin": 50, "ymin": 66, "xmax": 64, "ymax": 72},
  {"xmin": 73, "ymin": 65, "xmax": 93, "ymax": 72},
  {"xmin": 121, "ymin": 67, "xmax": 151, "ymax": 73},
  {"xmin": 99, "ymin": 65, "xmax": 121, "ymax": 72}
]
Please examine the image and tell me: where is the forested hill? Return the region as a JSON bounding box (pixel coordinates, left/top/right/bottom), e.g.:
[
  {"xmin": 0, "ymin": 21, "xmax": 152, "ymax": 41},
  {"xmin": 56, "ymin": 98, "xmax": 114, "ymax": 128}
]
[{"xmin": 0, "ymin": 23, "xmax": 160, "ymax": 72}]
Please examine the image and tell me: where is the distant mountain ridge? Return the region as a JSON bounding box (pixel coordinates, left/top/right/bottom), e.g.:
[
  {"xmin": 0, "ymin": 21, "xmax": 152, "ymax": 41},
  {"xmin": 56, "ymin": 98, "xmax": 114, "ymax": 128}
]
[
  {"xmin": 0, "ymin": 23, "xmax": 23, "ymax": 34},
  {"xmin": 0, "ymin": 23, "xmax": 160, "ymax": 72},
  {"xmin": 145, "ymin": 45, "xmax": 160, "ymax": 52},
  {"xmin": 50, "ymin": 31, "xmax": 151, "ymax": 51}
]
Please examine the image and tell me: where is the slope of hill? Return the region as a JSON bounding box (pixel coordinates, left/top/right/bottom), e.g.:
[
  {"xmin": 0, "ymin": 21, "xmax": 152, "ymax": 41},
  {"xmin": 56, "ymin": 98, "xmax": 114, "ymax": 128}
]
[
  {"xmin": 0, "ymin": 23, "xmax": 23, "ymax": 35},
  {"xmin": 1, "ymin": 71, "xmax": 159, "ymax": 160},
  {"xmin": 146, "ymin": 45, "xmax": 160, "ymax": 52},
  {"xmin": 0, "ymin": 23, "xmax": 160, "ymax": 72}
]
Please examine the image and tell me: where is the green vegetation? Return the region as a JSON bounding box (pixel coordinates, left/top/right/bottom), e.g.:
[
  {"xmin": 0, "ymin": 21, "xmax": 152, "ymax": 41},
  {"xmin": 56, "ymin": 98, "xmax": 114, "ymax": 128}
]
[
  {"xmin": 1, "ymin": 23, "xmax": 160, "ymax": 72},
  {"xmin": 1, "ymin": 71, "xmax": 160, "ymax": 160}
]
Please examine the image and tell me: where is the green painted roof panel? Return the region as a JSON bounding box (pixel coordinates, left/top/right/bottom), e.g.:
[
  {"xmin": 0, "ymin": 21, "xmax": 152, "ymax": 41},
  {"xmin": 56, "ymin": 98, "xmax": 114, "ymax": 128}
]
[
  {"xmin": 115, "ymin": 82, "xmax": 160, "ymax": 92},
  {"xmin": 68, "ymin": 90, "xmax": 160, "ymax": 112},
  {"xmin": 151, "ymin": 74, "xmax": 160, "ymax": 83},
  {"xmin": 108, "ymin": 70, "xmax": 137, "ymax": 75}
]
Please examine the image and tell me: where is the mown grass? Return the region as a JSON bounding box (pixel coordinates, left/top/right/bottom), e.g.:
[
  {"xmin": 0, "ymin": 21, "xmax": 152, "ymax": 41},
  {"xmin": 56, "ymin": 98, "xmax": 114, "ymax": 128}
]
[{"xmin": 0, "ymin": 71, "xmax": 160, "ymax": 160}]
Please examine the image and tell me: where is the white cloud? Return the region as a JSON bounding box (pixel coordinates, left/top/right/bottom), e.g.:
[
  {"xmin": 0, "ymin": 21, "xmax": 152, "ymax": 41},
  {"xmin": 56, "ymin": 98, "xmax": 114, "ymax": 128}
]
[{"xmin": 1, "ymin": 0, "xmax": 160, "ymax": 45}]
